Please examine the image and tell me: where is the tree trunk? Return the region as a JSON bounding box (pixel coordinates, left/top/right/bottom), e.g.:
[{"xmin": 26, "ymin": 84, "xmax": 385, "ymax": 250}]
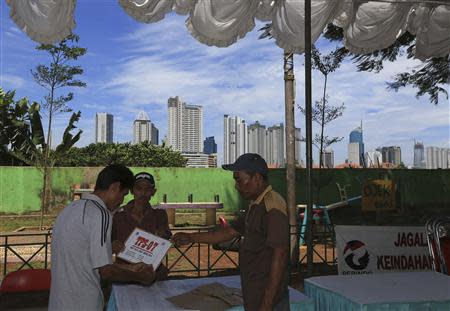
[
  {"xmin": 284, "ymin": 51, "xmax": 298, "ymax": 267},
  {"xmin": 319, "ymin": 74, "xmax": 328, "ymax": 169},
  {"xmin": 40, "ymin": 166, "xmax": 48, "ymax": 229},
  {"xmin": 40, "ymin": 88, "xmax": 54, "ymax": 230}
]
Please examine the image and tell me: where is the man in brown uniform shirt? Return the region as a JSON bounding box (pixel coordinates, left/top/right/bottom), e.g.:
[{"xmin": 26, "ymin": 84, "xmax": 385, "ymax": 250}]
[
  {"xmin": 112, "ymin": 172, "xmax": 171, "ymax": 280},
  {"xmin": 173, "ymin": 154, "xmax": 290, "ymax": 311}
]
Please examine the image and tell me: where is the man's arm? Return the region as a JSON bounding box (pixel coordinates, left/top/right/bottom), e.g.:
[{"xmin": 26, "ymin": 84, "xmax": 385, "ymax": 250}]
[
  {"xmin": 99, "ymin": 262, "xmax": 155, "ymax": 285},
  {"xmin": 259, "ymin": 246, "xmax": 289, "ymax": 310},
  {"xmin": 158, "ymin": 210, "xmax": 172, "ymax": 239},
  {"xmin": 172, "ymin": 226, "xmax": 240, "ymax": 246}
]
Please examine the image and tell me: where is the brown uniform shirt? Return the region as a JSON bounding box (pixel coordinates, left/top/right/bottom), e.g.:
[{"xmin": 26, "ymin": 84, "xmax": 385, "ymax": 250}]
[
  {"xmin": 112, "ymin": 200, "xmax": 172, "ymax": 279},
  {"xmin": 231, "ymin": 186, "xmax": 289, "ymax": 311},
  {"xmin": 112, "ymin": 200, "xmax": 172, "ymax": 242}
]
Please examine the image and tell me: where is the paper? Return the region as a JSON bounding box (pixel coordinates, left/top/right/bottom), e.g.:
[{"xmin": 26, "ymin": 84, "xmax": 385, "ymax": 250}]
[
  {"xmin": 117, "ymin": 228, "xmax": 171, "ymax": 269},
  {"xmin": 166, "ymin": 283, "xmax": 243, "ymax": 311}
]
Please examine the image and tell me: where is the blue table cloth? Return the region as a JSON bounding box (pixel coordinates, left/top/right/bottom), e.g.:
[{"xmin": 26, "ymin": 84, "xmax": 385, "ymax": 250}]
[
  {"xmin": 304, "ymin": 272, "xmax": 450, "ymax": 311},
  {"xmin": 107, "ymin": 275, "xmax": 314, "ymax": 310}
]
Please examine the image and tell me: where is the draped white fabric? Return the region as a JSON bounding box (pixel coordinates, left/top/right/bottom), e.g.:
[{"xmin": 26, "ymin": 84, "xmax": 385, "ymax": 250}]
[
  {"xmin": 6, "ymin": 0, "xmax": 450, "ymax": 60},
  {"xmin": 6, "ymin": 0, "xmax": 76, "ymax": 45}
]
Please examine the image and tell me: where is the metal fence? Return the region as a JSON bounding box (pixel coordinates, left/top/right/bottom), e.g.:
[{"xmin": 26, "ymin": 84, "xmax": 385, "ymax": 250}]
[
  {"xmin": 297, "ymin": 223, "xmax": 337, "ymax": 274},
  {"xmin": 163, "ymin": 226, "xmax": 240, "ymax": 277},
  {"xmin": 1, "ymin": 224, "xmax": 337, "ymax": 278},
  {"xmin": 0, "ymin": 232, "xmax": 52, "ymax": 276},
  {"xmin": 0, "ymin": 227, "xmax": 241, "ymax": 278}
]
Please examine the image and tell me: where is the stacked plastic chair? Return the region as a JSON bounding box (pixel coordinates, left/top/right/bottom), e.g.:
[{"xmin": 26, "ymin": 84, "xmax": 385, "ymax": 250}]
[
  {"xmin": 0, "ymin": 269, "xmax": 51, "ymax": 309},
  {"xmin": 426, "ymin": 217, "xmax": 450, "ymax": 275}
]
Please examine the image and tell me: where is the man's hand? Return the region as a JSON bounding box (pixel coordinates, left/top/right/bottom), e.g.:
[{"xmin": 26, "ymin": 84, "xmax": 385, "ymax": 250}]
[
  {"xmin": 125, "ymin": 262, "xmax": 148, "ymax": 273},
  {"xmin": 99, "ymin": 263, "xmax": 155, "ymax": 285},
  {"xmin": 112, "ymin": 240, "xmax": 125, "ymax": 254},
  {"xmin": 155, "ymin": 264, "xmax": 169, "ymax": 280},
  {"xmin": 137, "ymin": 264, "xmax": 156, "ymax": 285},
  {"xmin": 172, "ymin": 232, "xmax": 193, "ymax": 246}
]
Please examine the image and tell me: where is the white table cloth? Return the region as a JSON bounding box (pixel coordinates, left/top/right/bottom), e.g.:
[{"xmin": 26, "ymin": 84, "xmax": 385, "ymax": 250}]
[
  {"xmin": 305, "ymin": 271, "xmax": 450, "ymax": 311},
  {"xmin": 108, "ymin": 275, "xmax": 313, "ymax": 310}
]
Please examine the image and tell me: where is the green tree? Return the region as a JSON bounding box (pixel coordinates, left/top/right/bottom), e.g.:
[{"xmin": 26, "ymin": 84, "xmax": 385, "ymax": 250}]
[
  {"xmin": 54, "ymin": 141, "xmax": 187, "ymax": 167},
  {"xmin": 322, "ymin": 24, "xmax": 449, "ymax": 105},
  {"xmin": 0, "ymin": 88, "xmax": 82, "ymax": 225},
  {"xmin": 31, "ymin": 34, "xmax": 86, "ymax": 226},
  {"xmin": 31, "ymin": 34, "xmax": 86, "ymax": 149},
  {"xmin": 298, "ymin": 46, "xmax": 346, "ymax": 168},
  {"xmin": 260, "ymin": 23, "xmax": 449, "ymax": 105},
  {"xmin": 0, "ymin": 88, "xmax": 41, "ymax": 165}
]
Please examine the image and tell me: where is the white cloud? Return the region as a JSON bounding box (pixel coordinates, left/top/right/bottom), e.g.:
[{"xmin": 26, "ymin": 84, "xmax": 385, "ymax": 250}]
[
  {"xmin": 97, "ymin": 16, "xmax": 450, "ymax": 166},
  {"xmin": 82, "ymin": 103, "xmax": 109, "ymax": 110},
  {"xmin": 6, "ymin": 11, "xmax": 446, "ymax": 166},
  {"xmin": 1, "ymin": 74, "xmax": 26, "ymax": 89}
]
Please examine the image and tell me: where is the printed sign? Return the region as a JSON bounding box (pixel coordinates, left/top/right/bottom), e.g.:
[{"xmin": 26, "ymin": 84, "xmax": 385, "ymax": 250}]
[
  {"xmin": 118, "ymin": 228, "xmax": 172, "ymax": 269},
  {"xmin": 335, "ymin": 226, "xmax": 432, "ymax": 275},
  {"xmin": 362, "ymin": 180, "xmax": 396, "ymax": 211}
]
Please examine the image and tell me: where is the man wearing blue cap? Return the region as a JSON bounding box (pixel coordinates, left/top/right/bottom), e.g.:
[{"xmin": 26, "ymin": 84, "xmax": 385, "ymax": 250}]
[{"xmin": 173, "ymin": 153, "xmax": 289, "ymax": 311}]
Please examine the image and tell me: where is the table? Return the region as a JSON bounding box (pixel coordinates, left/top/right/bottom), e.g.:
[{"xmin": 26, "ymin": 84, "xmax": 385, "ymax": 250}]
[
  {"xmin": 107, "ymin": 275, "xmax": 314, "ymax": 311},
  {"xmin": 159, "ymin": 202, "xmax": 223, "ymax": 226},
  {"xmin": 305, "ymin": 271, "xmax": 450, "ymax": 311}
]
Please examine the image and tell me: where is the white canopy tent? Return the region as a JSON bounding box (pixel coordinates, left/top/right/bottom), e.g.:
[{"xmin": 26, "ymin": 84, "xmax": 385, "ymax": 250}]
[
  {"xmin": 6, "ymin": 0, "xmax": 450, "ymax": 274},
  {"xmin": 6, "ymin": 0, "xmax": 450, "ymax": 59}
]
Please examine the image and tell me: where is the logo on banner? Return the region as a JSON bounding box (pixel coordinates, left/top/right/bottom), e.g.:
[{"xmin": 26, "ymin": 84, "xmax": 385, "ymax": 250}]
[{"xmin": 343, "ymin": 240, "xmax": 370, "ymax": 270}]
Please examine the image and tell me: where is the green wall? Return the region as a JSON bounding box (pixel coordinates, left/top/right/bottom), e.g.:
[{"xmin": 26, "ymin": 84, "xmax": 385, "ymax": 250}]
[
  {"xmin": 0, "ymin": 167, "xmax": 242, "ymax": 214},
  {"xmin": 1, "ymin": 167, "xmax": 449, "ymax": 226},
  {"xmin": 0, "ymin": 167, "xmax": 42, "ymax": 214}
]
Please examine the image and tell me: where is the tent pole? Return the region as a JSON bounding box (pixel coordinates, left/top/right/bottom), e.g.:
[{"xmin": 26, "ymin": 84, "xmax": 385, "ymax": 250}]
[
  {"xmin": 305, "ymin": 0, "xmax": 314, "ymax": 277},
  {"xmin": 284, "ymin": 51, "xmax": 298, "ymax": 267}
]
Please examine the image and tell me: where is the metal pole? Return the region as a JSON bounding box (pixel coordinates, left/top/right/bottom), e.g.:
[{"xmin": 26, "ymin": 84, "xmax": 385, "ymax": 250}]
[
  {"xmin": 305, "ymin": 0, "xmax": 314, "ymax": 276},
  {"xmin": 284, "ymin": 51, "xmax": 299, "ymax": 266},
  {"xmin": 3, "ymin": 236, "xmax": 7, "ymax": 276}
]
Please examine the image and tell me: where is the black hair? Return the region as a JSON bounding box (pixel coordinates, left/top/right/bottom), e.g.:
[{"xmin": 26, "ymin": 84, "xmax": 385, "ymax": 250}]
[
  {"xmin": 245, "ymin": 170, "xmax": 269, "ymax": 182},
  {"xmin": 95, "ymin": 164, "xmax": 134, "ymax": 191}
]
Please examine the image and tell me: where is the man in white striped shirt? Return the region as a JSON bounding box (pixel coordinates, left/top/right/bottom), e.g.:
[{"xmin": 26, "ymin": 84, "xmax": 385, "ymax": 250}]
[{"xmin": 49, "ymin": 165, "xmax": 155, "ymax": 311}]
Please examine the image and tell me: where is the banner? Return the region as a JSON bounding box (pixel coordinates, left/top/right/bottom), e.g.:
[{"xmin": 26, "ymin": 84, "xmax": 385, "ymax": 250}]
[
  {"xmin": 362, "ymin": 180, "xmax": 396, "ymax": 211},
  {"xmin": 335, "ymin": 226, "xmax": 432, "ymax": 275}
]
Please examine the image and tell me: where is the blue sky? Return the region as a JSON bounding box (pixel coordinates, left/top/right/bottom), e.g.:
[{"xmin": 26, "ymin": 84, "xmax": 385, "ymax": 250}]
[{"xmin": 1, "ymin": 0, "xmax": 449, "ymax": 166}]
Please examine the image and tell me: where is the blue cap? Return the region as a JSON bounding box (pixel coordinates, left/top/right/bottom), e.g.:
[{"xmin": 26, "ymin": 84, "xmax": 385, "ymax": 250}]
[{"xmin": 222, "ymin": 153, "xmax": 268, "ymax": 175}]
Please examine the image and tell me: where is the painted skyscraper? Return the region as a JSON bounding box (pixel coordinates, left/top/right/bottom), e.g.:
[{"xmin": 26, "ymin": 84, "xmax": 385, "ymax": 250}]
[
  {"xmin": 133, "ymin": 111, "xmax": 159, "ymax": 145},
  {"xmin": 322, "ymin": 149, "xmax": 334, "ymax": 168},
  {"xmin": 223, "ymin": 115, "xmax": 248, "ymax": 164},
  {"xmin": 95, "ymin": 112, "xmax": 113, "ymax": 143},
  {"xmin": 413, "ymin": 141, "xmax": 426, "ymax": 168},
  {"xmin": 379, "ymin": 146, "xmax": 402, "ymax": 166},
  {"xmin": 426, "ymin": 146, "xmax": 450, "ymax": 169},
  {"xmin": 248, "ymin": 121, "xmax": 266, "ymax": 159},
  {"xmin": 266, "ymin": 123, "xmax": 285, "ymax": 167},
  {"xmin": 167, "ymin": 96, "xmax": 203, "ymax": 153},
  {"xmin": 364, "ymin": 150, "xmax": 383, "ymax": 167},
  {"xmin": 203, "ymin": 136, "xmax": 217, "ymax": 155},
  {"xmin": 348, "ymin": 122, "xmax": 364, "ymax": 165}
]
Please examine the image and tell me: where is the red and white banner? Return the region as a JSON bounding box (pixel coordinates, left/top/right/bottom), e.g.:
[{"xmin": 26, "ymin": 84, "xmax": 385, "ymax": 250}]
[
  {"xmin": 118, "ymin": 228, "xmax": 171, "ymax": 269},
  {"xmin": 335, "ymin": 226, "xmax": 432, "ymax": 275}
]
